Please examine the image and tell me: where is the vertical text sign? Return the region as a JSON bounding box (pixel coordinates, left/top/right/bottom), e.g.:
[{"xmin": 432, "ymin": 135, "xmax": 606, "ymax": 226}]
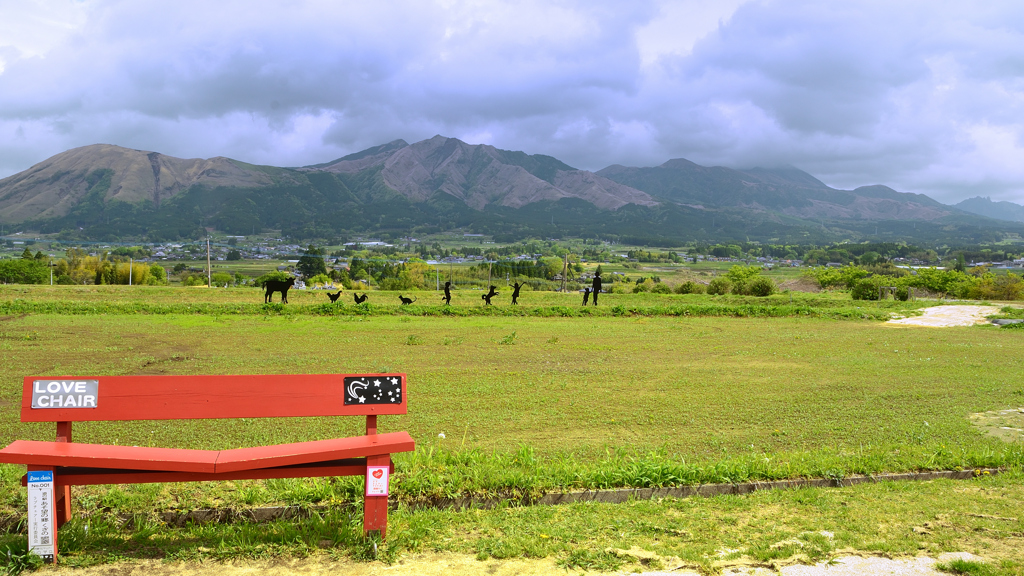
[
  {"xmin": 366, "ymin": 465, "xmax": 390, "ymax": 496},
  {"xmin": 27, "ymin": 471, "xmax": 55, "ymax": 563}
]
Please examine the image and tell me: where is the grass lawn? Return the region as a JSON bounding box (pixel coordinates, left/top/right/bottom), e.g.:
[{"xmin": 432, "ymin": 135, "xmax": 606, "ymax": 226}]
[{"xmin": 0, "ymin": 284, "xmax": 1021, "ymax": 570}]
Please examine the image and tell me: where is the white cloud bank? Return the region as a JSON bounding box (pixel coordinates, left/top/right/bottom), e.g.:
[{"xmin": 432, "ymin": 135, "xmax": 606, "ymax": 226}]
[{"xmin": 1, "ymin": 0, "xmax": 1022, "ymax": 204}]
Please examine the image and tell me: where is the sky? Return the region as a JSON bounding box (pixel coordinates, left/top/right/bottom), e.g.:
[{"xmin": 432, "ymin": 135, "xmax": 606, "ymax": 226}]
[{"xmin": 1, "ymin": 0, "xmax": 1022, "ymax": 205}]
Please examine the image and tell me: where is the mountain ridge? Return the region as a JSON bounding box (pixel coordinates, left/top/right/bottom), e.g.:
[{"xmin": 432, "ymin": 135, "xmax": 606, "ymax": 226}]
[
  {"xmin": 954, "ymin": 196, "xmax": 1024, "ymax": 223},
  {"xmin": 1, "ymin": 137, "xmax": 1021, "ymax": 245}
]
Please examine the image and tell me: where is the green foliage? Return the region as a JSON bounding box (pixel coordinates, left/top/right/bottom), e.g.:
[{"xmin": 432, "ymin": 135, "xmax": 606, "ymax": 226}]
[
  {"xmin": 935, "ymin": 558, "xmax": 996, "ymax": 576},
  {"xmin": 706, "ymin": 277, "xmax": 732, "ymax": 295},
  {"xmin": 210, "ymin": 272, "xmax": 233, "ymax": 287},
  {"xmin": 226, "ymin": 250, "xmax": 242, "ymax": 261},
  {"xmin": 851, "ymin": 276, "xmax": 887, "ymax": 300},
  {"xmin": 0, "ymin": 260, "xmax": 48, "ymax": 284},
  {"xmin": 966, "ymin": 271, "xmax": 1023, "ymax": 301},
  {"xmin": 651, "ymin": 282, "xmax": 672, "ymax": 294},
  {"xmin": 296, "ymin": 245, "xmax": 328, "ymax": 278},
  {"xmin": 254, "ymin": 271, "xmax": 291, "ymax": 285},
  {"xmin": 182, "ymin": 275, "xmax": 208, "ymax": 287},
  {"xmin": 805, "ymin": 264, "xmax": 870, "ymax": 289},
  {"xmin": 148, "ymin": 264, "xmax": 167, "ymax": 285},
  {"xmin": 747, "ymin": 276, "xmax": 777, "ymax": 297},
  {"xmin": 1, "ymin": 540, "xmax": 44, "ymax": 575},
  {"xmin": 306, "ymin": 274, "xmax": 332, "ymax": 287},
  {"xmin": 725, "ymin": 265, "xmax": 762, "ymax": 283},
  {"xmin": 675, "ymin": 280, "xmax": 706, "ymax": 295},
  {"xmin": 19, "ymin": 247, "xmax": 33, "ymax": 260},
  {"xmin": 906, "ymin": 267, "xmax": 978, "ymax": 297}
]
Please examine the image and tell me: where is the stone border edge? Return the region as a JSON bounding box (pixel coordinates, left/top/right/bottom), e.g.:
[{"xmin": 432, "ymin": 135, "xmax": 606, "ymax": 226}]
[{"xmin": 0, "ymin": 467, "xmax": 1003, "ymax": 532}]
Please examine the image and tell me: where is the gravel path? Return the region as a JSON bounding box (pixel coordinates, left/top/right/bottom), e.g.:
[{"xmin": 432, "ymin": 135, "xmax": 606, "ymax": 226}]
[{"xmin": 886, "ymin": 305, "xmax": 1000, "ymax": 327}]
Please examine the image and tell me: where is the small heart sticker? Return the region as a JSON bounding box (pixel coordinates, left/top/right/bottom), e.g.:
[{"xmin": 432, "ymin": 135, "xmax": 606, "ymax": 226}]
[{"xmin": 372, "ymin": 469, "xmax": 383, "ymax": 479}]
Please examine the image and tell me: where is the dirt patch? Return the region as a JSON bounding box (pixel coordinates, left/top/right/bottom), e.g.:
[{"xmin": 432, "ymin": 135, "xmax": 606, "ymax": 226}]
[
  {"xmin": 779, "ymin": 277, "xmax": 821, "ymax": 293},
  {"xmin": 969, "ymin": 407, "xmax": 1024, "ymax": 443},
  {"xmin": 886, "ymin": 305, "xmax": 1000, "ymax": 327}
]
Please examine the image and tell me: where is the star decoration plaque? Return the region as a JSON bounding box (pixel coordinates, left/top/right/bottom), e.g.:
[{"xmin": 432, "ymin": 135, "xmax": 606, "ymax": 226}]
[{"xmin": 344, "ymin": 376, "xmax": 403, "ymax": 405}]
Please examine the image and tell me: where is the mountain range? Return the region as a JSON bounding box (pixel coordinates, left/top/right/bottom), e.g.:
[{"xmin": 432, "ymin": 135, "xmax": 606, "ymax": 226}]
[{"xmin": 1, "ymin": 136, "xmax": 1022, "ymax": 244}]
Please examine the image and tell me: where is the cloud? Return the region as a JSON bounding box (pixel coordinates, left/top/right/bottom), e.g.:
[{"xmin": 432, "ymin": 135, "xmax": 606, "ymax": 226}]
[{"xmin": 1, "ymin": 0, "xmax": 1022, "ymax": 205}]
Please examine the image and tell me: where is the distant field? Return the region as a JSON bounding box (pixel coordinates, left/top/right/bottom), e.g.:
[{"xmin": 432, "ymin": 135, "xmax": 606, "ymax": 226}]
[{"xmin": 0, "ymin": 284, "xmax": 1021, "ymax": 511}]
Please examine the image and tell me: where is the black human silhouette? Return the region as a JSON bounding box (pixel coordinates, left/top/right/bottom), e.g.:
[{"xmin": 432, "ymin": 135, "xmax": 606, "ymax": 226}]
[
  {"xmin": 441, "ymin": 281, "xmax": 452, "ymax": 305},
  {"xmin": 481, "ymin": 285, "xmax": 499, "ymax": 305},
  {"xmin": 262, "ymin": 277, "xmax": 295, "ymax": 303},
  {"xmin": 327, "ymin": 290, "xmax": 342, "ymax": 303},
  {"xmin": 582, "ymin": 287, "xmax": 591, "ymax": 306},
  {"xmin": 399, "ymin": 295, "xmax": 417, "ymax": 305},
  {"xmin": 353, "ymin": 293, "xmax": 368, "ymax": 304},
  {"xmin": 510, "ymin": 282, "xmax": 523, "ymax": 305},
  {"xmin": 591, "ymin": 273, "xmax": 602, "ymax": 306}
]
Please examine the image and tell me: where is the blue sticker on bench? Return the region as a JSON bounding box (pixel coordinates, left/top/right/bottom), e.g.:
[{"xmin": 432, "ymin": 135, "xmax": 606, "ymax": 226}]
[
  {"xmin": 344, "ymin": 376, "xmax": 402, "ymax": 405},
  {"xmin": 27, "ymin": 471, "xmax": 53, "ymax": 483}
]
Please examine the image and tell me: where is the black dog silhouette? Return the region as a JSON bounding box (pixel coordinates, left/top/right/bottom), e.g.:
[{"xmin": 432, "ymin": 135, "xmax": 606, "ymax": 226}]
[
  {"xmin": 582, "ymin": 287, "xmax": 591, "ymax": 306},
  {"xmin": 441, "ymin": 281, "xmax": 452, "ymax": 305},
  {"xmin": 263, "ymin": 277, "xmax": 295, "ymax": 303},
  {"xmin": 511, "ymin": 282, "xmax": 523, "ymax": 305},
  {"xmin": 399, "ymin": 295, "xmax": 416, "ymax": 305},
  {"xmin": 353, "ymin": 293, "xmax": 368, "ymax": 304},
  {"xmin": 327, "ymin": 290, "xmax": 342, "ymax": 303},
  {"xmin": 481, "ymin": 285, "xmax": 499, "ymax": 305}
]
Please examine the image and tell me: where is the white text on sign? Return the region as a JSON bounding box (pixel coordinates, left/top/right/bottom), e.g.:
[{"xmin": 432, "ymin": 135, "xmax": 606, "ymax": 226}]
[{"xmin": 31, "ymin": 380, "xmax": 99, "ymax": 409}]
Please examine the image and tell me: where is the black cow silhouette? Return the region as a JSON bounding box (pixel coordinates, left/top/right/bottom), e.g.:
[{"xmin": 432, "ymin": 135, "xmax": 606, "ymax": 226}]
[
  {"xmin": 582, "ymin": 287, "xmax": 591, "ymax": 306},
  {"xmin": 399, "ymin": 295, "xmax": 417, "ymax": 305},
  {"xmin": 441, "ymin": 281, "xmax": 452, "ymax": 305},
  {"xmin": 263, "ymin": 277, "xmax": 295, "ymax": 304},
  {"xmin": 511, "ymin": 282, "xmax": 523, "ymax": 305},
  {"xmin": 353, "ymin": 293, "xmax": 368, "ymax": 304},
  {"xmin": 481, "ymin": 285, "xmax": 499, "ymax": 305},
  {"xmin": 327, "ymin": 290, "xmax": 342, "ymax": 303}
]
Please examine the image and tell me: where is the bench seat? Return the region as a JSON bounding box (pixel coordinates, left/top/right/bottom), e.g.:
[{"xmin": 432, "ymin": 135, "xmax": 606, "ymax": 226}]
[
  {"xmin": 21, "ymin": 459, "xmax": 386, "ymax": 487},
  {"xmin": 0, "ymin": 432, "xmax": 414, "ymax": 474}
]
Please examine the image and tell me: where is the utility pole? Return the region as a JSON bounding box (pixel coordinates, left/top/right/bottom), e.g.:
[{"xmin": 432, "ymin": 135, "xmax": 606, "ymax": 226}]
[
  {"xmin": 561, "ymin": 254, "xmax": 568, "ymax": 292},
  {"xmin": 206, "ymin": 238, "xmax": 212, "ymax": 287},
  {"xmin": 487, "ymin": 262, "xmax": 492, "ymax": 287},
  {"xmin": 129, "ymin": 257, "xmax": 133, "ymax": 286}
]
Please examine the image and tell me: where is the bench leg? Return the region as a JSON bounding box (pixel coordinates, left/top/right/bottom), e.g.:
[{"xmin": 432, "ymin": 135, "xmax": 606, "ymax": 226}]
[
  {"xmin": 363, "ymin": 455, "xmax": 390, "ymax": 539},
  {"xmin": 55, "ymin": 485, "xmax": 72, "ymax": 528}
]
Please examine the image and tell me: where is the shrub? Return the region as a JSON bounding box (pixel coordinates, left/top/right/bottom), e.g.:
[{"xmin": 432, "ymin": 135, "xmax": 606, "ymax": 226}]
[
  {"xmin": 707, "ymin": 277, "xmax": 732, "ymax": 295},
  {"xmin": 255, "ymin": 271, "xmax": 291, "ymax": 286},
  {"xmin": 211, "ymin": 272, "xmax": 233, "ymax": 287},
  {"xmin": 633, "ymin": 279, "xmax": 655, "ymax": 293},
  {"xmin": 851, "ymin": 276, "xmax": 887, "ymax": 300},
  {"xmin": 894, "ymin": 286, "xmax": 911, "ymax": 301},
  {"xmin": 307, "ymin": 274, "xmax": 332, "ymax": 287},
  {"xmin": 182, "ymin": 275, "xmax": 208, "ymax": 287},
  {"xmin": 675, "ymin": 281, "xmax": 706, "ymax": 294},
  {"xmin": 747, "ymin": 276, "xmax": 777, "ymax": 297},
  {"xmin": 651, "ymin": 282, "xmax": 672, "ymax": 294}
]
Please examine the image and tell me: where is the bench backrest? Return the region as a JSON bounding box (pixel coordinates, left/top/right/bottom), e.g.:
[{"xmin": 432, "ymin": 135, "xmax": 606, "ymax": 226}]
[{"xmin": 21, "ymin": 373, "xmax": 407, "ymax": 422}]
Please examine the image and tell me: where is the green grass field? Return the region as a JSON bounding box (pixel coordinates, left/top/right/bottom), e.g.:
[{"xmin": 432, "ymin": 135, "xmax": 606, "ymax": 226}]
[{"xmin": 0, "ymin": 284, "xmax": 1022, "ymax": 571}]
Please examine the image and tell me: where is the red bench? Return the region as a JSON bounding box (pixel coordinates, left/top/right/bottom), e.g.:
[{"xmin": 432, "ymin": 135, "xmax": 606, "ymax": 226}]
[{"xmin": 0, "ymin": 373, "xmax": 415, "ymax": 562}]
